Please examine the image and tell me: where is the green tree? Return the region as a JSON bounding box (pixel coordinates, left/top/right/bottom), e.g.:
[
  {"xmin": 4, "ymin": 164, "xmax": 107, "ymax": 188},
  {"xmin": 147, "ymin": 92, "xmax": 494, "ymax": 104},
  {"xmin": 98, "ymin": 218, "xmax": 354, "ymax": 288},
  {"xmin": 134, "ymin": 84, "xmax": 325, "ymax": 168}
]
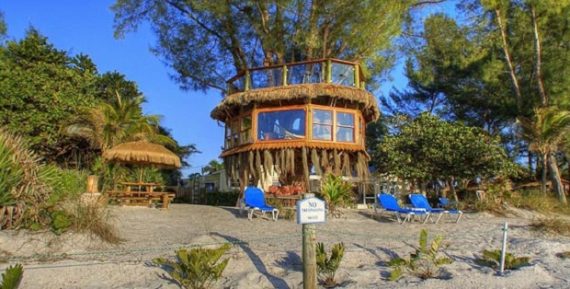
[
  {"xmin": 202, "ymin": 159, "xmax": 223, "ymax": 175},
  {"xmin": 0, "ymin": 11, "xmax": 7, "ymax": 40},
  {"xmin": 0, "ymin": 29, "xmax": 99, "ymax": 164},
  {"xmin": 517, "ymin": 107, "xmax": 570, "ymax": 204},
  {"xmin": 377, "ymin": 113, "xmax": 516, "ymax": 201},
  {"xmin": 111, "ymin": 0, "xmax": 445, "ymax": 92},
  {"xmin": 65, "ymin": 92, "xmax": 173, "ymax": 151}
]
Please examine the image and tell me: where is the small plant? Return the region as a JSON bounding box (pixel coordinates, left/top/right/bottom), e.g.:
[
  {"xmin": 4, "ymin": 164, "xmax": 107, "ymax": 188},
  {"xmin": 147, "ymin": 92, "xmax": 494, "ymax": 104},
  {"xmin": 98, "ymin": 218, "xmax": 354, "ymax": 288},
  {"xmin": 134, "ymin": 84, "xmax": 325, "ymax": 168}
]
[
  {"xmin": 1, "ymin": 264, "xmax": 23, "ymax": 289},
  {"xmin": 556, "ymin": 251, "xmax": 570, "ymax": 259},
  {"xmin": 153, "ymin": 244, "xmax": 231, "ymax": 289},
  {"xmin": 320, "ymin": 174, "xmax": 353, "ymax": 217},
  {"xmin": 388, "ymin": 229, "xmax": 452, "ymax": 281},
  {"xmin": 316, "ymin": 242, "xmax": 345, "ymax": 287},
  {"xmin": 475, "ymin": 249, "xmax": 530, "ymax": 270},
  {"xmin": 50, "ymin": 210, "xmax": 71, "ymax": 235}
]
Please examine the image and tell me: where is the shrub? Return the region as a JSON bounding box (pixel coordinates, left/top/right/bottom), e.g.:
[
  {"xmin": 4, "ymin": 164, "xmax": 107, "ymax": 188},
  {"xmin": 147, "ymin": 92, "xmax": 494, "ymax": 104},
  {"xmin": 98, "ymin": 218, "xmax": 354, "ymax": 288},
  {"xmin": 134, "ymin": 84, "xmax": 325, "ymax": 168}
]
[
  {"xmin": 0, "ymin": 129, "xmax": 50, "ymax": 226},
  {"xmin": 50, "ymin": 210, "xmax": 72, "ymax": 235},
  {"xmin": 205, "ymin": 191, "xmax": 239, "ymax": 206},
  {"xmin": 68, "ymin": 202, "xmax": 122, "ymax": 244},
  {"xmin": 154, "ymin": 244, "xmax": 231, "ymax": 289},
  {"xmin": 320, "ymin": 174, "xmax": 353, "ymax": 217},
  {"xmin": 1, "ymin": 264, "xmax": 23, "ymax": 289},
  {"xmin": 316, "ymin": 242, "xmax": 345, "ymax": 287},
  {"xmin": 475, "ymin": 249, "xmax": 530, "ymax": 270},
  {"xmin": 529, "ymin": 218, "xmax": 570, "ymax": 237},
  {"xmin": 389, "ymin": 229, "xmax": 453, "ymax": 281}
]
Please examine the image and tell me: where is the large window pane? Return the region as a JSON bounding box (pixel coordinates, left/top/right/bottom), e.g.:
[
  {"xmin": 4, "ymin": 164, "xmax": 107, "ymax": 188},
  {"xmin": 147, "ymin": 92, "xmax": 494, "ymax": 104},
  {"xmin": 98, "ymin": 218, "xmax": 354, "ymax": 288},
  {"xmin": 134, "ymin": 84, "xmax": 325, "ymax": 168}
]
[
  {"xmin": 258, "ymin": 110, "xmax": 306, "ymax": 140},
  {"xmin": 313, "ymin": 124, "xmax": 332, "ymax": 140},
  {"xmin": 336, "ymin": 112, "xmax": 354, "ymax": 126},
  {"xmin": 313, "ymin": 110, "xmax": 332, "ymax": 125},
  {"xmin": 331, "ymin": 62, "xmax": 355, "ymax": 86},
  {"xmin": 336, "ymin": 127, "xmax": 354, "ymax": 142}
]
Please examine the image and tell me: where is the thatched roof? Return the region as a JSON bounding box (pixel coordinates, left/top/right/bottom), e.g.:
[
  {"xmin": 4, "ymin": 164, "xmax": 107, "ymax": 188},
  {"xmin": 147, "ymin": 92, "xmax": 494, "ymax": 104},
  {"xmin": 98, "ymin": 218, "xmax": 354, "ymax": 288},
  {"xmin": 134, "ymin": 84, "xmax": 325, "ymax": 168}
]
[
  {"xmin": 103, "ymin": 141, "xmax": 181, "ymax": 168},
  {"xmin": 220, "ymin": 141, "xmax": 365, "ymax": 157},
  {"xmin": 211, "ymin": 83, "xmax": 380, "ymax": 122}
]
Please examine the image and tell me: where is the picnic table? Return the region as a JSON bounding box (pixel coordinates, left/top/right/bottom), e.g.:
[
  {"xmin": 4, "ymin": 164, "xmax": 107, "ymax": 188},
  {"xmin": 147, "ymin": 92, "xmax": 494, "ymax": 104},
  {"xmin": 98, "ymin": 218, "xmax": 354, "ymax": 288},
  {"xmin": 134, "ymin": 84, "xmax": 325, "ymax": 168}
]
[{"xmin": 108, "ymin": 182, "xmax": 175, "ymax": 209}]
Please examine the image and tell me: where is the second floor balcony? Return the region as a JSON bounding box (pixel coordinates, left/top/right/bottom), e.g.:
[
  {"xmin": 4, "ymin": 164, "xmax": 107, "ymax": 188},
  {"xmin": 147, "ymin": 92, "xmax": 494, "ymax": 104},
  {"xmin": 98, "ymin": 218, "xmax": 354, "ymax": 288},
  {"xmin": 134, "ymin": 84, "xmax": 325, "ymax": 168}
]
[{"xmin": 226, "ymin": 58, "xmax": 365, "ymax": 94}]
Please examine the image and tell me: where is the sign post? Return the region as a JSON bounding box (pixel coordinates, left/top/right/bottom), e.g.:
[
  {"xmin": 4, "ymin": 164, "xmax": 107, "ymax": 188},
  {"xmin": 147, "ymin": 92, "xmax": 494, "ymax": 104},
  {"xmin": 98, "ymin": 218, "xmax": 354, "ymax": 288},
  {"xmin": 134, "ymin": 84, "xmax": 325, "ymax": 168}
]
[{"xmin": 297, "ymin": 193, "xmax": 326, "ymax": 289}]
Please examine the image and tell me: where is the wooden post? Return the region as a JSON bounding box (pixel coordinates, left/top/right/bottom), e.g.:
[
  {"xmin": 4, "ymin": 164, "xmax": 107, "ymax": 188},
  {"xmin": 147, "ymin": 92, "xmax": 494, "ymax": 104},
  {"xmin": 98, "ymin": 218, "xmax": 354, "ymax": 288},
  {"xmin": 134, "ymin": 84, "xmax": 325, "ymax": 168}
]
[
  {"xmin": 282, "ymin": 64, "xmax": 288, "ymax": 86},
  {"xmin": 326, "ymin": 59, "xmax": 332, "ymax": 83},
  {"xmin": 86, "ymin": 175, "xmax": 99, "ymax": 193},
  {"xmin": 245, "ymin": 70, "xmax": 251, "ymax": 91},
  {"xmin": 302, "ymin": 193, "xmax": 317, "ymax": 289},
  {"xmin": 354, "ymin": 64, "xmax": 360, "ymax": 88},
  {"xmin": 499, "ymin": 222, "xmax": 508, "ymax": 275}
]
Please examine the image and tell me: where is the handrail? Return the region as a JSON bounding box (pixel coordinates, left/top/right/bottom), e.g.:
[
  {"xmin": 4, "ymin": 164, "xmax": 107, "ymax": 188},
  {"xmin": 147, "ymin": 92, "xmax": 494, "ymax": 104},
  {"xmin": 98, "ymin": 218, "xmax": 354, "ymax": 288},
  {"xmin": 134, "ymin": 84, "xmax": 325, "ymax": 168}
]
[{"xmin": 226, "ymin": 58, "xmax": 366, "ymax": 94}]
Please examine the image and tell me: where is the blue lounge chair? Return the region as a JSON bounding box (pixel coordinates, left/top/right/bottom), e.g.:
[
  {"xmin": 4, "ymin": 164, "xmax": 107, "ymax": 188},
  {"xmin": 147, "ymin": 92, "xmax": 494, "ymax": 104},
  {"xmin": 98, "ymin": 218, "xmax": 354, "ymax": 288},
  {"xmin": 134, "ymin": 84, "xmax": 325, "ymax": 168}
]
[
  {"xmin": 244, "ymin": 186, "xmax": 279, "ymax": 221},
  {"xmin": 409, "ymin": 194, "xmax": 463, "ymax": 223},
  {"xmin": 377, "ymin": 194, "xmax": 430, "ymax": 224},
  {"xmin": 438, "ymin": 197, "xmax": 458, "ymax": 209}
]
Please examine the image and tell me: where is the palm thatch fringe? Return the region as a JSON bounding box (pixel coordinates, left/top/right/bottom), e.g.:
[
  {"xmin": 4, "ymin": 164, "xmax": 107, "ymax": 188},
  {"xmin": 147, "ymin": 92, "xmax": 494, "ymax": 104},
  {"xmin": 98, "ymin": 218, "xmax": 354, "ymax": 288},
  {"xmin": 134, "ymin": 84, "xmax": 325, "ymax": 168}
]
[
  {"xmin": 301, "ymin": 147, "xmax": 310, "ymax": 188},
  {"xmin": 342, "ymin": 153, "xmax": 351, "ymax": 176},
  {"xmin": 311, "ymin": 148, "xmax": 322, "ymax": 176},
  {"xmin": 263, "ymin": 150, "xmax": 273, "ymax": 179},
  {"xmin": 255, "ymin": 150, "xmax": 263, "ymax": 184},
  {"xmin": 248, "ymin": 151, "xmax": 256, "ymax": 180},
  {"xmin": 274, "ymin": 150, "xmax": 281, "ymax": 175},
  {"xmin": 333, "ymin": 149, "xmax": 341, "ymax": 175},
  {"xmin": 321, "ymin": 150, "xmax": 329, "ymax": 174}
]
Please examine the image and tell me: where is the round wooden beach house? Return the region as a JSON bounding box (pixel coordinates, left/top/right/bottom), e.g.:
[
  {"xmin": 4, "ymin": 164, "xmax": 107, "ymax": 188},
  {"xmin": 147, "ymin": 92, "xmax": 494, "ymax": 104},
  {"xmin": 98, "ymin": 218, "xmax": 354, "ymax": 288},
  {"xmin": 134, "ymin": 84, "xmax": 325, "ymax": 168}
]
[{"xmin": 211, "ymin": 59, "xmax": 379, "ymax": 196}]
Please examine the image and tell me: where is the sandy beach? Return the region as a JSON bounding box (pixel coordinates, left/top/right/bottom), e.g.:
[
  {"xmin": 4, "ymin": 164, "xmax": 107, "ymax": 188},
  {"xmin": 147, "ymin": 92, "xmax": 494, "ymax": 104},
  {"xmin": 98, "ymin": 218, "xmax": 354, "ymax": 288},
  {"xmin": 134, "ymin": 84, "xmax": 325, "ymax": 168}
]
[{"xmin": 1, "ymin": 204, "xmax": 569, "ymax": 289}]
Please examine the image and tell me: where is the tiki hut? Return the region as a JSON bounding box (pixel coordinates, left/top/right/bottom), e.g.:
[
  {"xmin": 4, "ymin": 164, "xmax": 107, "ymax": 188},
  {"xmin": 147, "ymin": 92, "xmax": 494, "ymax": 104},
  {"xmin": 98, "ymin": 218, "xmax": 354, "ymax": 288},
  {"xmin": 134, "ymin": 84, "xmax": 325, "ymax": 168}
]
[
  {"xmin": 211, "ymin": 58, "xmax": 379, "ymax": 192},
  {"xmin": 103, "ymin": 141, "xmax": 181, "ymax": 168}
]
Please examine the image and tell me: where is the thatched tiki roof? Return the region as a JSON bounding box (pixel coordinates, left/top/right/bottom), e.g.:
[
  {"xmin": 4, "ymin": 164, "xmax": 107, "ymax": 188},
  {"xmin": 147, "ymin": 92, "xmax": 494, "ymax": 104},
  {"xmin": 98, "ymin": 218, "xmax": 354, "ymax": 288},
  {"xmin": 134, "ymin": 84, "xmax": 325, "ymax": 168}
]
[
  {"xmin": 211, "ymin": 83, "xmax": 379, "ymax": 122},
  {"xmin": 103, "ymin": 141, "xmax": 181, "ymax": 168}
]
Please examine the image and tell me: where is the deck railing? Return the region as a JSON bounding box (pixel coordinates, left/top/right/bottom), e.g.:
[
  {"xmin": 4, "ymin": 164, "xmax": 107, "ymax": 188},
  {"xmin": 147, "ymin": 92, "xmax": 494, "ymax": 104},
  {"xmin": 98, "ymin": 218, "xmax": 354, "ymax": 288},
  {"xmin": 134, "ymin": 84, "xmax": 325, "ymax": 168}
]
[{"xmin": 226, "ymin": 58, "xmax": 365, "ymax": 94}]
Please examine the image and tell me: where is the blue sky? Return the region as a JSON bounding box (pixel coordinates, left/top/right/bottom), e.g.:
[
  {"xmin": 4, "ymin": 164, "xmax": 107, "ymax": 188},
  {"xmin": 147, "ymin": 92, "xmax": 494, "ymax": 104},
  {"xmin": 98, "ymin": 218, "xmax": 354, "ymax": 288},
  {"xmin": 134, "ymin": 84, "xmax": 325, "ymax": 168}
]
[{"xmin": 1, "ymin": 1, "xmax": 455, "ymax": 177}]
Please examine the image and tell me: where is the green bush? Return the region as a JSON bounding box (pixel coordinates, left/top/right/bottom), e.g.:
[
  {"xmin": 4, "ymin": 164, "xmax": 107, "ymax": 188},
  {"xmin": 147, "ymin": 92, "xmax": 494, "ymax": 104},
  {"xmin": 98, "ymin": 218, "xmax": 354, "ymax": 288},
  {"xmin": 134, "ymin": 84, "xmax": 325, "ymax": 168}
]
[
  {"xmin": 50, "ymin": 210, "xmax": 72, "ymax": 235},
  {"xmin": 475, "ymin": 249, "xmax": 530, "ymax": 270},
  {"xmin": 316, "ymin": 242, "xmax": 345, "ymax": 287},
  {"xmin": 205, "ymin": 191, "xmax": 239, "ymax": 206},
  {"xmin": 42, "ymin": 166, "xmax": 87, "ymax": 207},
  {"xmin": 389, "ymin": 229, "xmax": 453, "ymax": 281},
  {"xmin": 154, "ymin": 244, "xmax": 231, "ymax": 289},
  {"xmin": 320, "ymin": 174, "xmax": 353, "ymax": 217},
  {"xmin": 1, "ymin": 264, "xmax": 23, "ymax": 289}
]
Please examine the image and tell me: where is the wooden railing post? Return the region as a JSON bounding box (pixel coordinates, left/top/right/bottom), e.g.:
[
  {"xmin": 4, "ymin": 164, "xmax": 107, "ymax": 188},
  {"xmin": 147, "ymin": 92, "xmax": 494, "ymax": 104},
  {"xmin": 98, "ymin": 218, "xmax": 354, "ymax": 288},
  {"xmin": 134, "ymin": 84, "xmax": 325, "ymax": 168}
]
[
  {"xmin": 326, "ymin": 59, "xmax": 332, "ymax": 83},
  {"xmin": 354, "ymin": 64, "xmax": 360, "ymax": 88},
  {"xmin": 245, "ymin": 70, "xmax": 251, "ymax": 91},
  {"xmin": 282, "ymin": 65, "xmax": 288, "ymax": 86}
]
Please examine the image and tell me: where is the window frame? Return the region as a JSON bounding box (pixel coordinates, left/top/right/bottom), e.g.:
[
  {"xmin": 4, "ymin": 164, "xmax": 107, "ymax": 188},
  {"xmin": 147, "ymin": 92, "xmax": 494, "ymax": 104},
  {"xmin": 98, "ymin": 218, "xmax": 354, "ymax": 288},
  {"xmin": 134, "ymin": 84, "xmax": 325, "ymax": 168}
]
[
  {"xmin": 335, "ymin": 111, "xmax": 356, "ymax": 143},
  {"xmin": 311, "ymin": 109, "xmax": 333, "ymax": 141}
]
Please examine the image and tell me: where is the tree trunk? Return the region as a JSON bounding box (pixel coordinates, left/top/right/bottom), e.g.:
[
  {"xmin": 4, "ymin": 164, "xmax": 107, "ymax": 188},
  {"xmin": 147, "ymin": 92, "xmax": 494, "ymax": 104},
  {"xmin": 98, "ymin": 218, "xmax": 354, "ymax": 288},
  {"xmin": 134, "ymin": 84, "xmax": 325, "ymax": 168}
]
[
  {"xmin": 531, "ymin": 6, "xmax": 548, "ymax": 106},
  {"xmin": 449, "ymin": 177, "xmax": 458, "ymax": 203},
  {"xmin": 548, "ymin": 153, "xmax": 567, "ymax": 204},
  {"xmin": 541, "ymin": 153, "xmax": 548, "ymax": 194},
  {"xmin": 495, "ymin": 9, "xmax": 523, "ymax": 111}
]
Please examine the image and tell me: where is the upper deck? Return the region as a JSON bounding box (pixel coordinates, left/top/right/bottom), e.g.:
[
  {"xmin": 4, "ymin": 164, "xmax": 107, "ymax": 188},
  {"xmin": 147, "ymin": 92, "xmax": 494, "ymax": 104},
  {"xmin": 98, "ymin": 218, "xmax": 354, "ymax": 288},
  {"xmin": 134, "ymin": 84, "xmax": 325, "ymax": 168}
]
[{"xmin": 226, "ymin": 58, "xmax": 365, "ymax": 94}]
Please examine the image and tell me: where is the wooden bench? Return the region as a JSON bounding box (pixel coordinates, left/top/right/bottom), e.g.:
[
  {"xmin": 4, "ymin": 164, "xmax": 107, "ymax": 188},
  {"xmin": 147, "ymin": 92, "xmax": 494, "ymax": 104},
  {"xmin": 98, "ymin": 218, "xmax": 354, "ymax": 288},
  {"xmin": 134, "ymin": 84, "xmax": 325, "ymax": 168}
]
[{"xmin": 107, "ymin": 191, "xmax": 175, "ymax": 209}]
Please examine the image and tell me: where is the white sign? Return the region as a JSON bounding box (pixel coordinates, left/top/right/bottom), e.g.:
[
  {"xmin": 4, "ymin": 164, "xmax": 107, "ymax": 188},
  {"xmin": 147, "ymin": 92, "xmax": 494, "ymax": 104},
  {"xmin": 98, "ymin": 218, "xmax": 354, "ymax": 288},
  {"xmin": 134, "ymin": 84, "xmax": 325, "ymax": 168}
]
[{"xmin": 297, "ymin": 197, "xmax": 326, "ymax": 224}]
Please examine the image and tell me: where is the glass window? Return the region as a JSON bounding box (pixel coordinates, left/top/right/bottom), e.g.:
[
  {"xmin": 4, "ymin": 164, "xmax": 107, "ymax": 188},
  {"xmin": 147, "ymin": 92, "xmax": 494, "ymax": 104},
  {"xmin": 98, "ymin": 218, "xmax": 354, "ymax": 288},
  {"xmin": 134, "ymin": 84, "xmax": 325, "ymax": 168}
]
[
  {"xmin": 312, "ymin": 110, "xmax": 332, "ymax": 141},
  {"xmin": 257, "ymin": 110, "xmax": 306, "ymax": 141},
  {"xmin": 250, "ymin": 67, "xmax": 283, "ymax": 89},
  {"xmin": 288, "ymin": 63, "xmax": 323, "ymax": 85},
  {"xmin": 331, "ymin": 62, "xmax": 355, "ymax": 86},
  {"xmin": 336, "ymin": 112, "xmax": 355, "ymax": 142}
]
